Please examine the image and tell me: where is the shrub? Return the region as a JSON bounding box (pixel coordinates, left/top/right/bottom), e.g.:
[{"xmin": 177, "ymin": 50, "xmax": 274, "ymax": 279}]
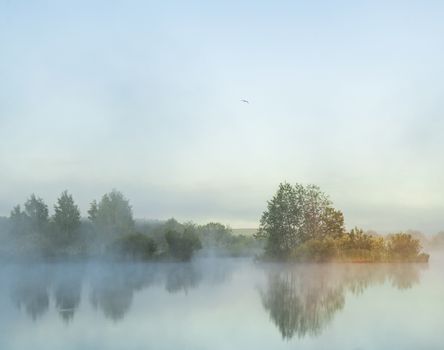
[
  {"xmin": 290, "ymin": 237, "xmax": 337, "ymax": 262},
  {"xmin": 110, "ymin": 233, "xmax": 157, "ymax": 260},
  {"xmin": 387, "ymin": 233, "xmax": 421, "ymax": 261},
  {"xmin": 165, "ymin": 228, "xmax": 202, "ymax": 261}
]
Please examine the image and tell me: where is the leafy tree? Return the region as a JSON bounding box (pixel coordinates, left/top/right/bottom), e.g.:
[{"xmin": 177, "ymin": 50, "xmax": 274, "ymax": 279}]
[
  {"xmin": 197, "ymin": 222, "xmax": 232, "ymax": 247},
  {"xmin": 53, "ymin": 191, "xmax": 81, "ymax": 244},
  {"xmin": 24, "ymin": 194, "xmax": 49, "ymax": 233},
  {"xmin": 110, "ymin": 233, "xmax": 157, "ymax": 260},
  {"xmin": 290, "ymin": 237, "xmax": 338, "ymax": 262},
  {"xmin": 9, "ymin": 205, "xmax": 29, "ymax": 235},
  {"xmin": 165, "ymin": 227, "xmax": 202, "ymax": 261},
  {"xmin": 387, "ymin": 233, "xmax": 421, "ymax": 260},
  {"xmin": 89, "ymin": 190, "xmax": 135, "ymax": 237},
  {"xmin": 256, "ymin": 183, "xmax": 345, "ymax": 258},
  {"xmin": 87, "ymin": 200, "xmax": 98, "ymax": 221},
  {"xmin": 334, "ymin": 227, "xmax": 385, "ymax": 262}
]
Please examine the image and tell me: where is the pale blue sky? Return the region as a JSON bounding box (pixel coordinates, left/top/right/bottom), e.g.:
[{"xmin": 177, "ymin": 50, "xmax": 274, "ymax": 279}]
[{"xmin": 1, "ymin": 0, "xmax": 444, "ymax": 233}]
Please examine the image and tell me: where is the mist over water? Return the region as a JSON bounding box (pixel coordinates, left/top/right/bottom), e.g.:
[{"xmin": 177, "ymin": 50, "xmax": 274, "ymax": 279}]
[{"xmin": 1, "ymin": 254, "xmax": 443, "ymax": 350}]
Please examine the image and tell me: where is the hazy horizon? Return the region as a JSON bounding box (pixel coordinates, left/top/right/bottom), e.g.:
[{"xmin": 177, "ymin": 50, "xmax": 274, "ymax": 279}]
[{"xmin": 1, "ymin": 1, "xmax": 444, "ymax": 233}]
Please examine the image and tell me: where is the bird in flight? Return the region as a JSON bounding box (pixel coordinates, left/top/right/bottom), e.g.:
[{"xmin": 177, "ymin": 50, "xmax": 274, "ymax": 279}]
[{"xmin": 240, "ymin": 99, "xmax": 249, "ymax": 104}]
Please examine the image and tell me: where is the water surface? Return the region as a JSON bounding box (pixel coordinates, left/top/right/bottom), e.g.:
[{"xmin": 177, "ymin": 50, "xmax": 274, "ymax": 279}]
[{"xmin": 1, "ymin": 254, "xmax": 443, "ymax": 349}]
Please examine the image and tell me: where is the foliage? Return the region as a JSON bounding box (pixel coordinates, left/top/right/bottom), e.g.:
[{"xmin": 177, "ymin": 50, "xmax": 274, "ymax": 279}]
[
  {"xmin": 165, "ymin": 228, "xmax": 202, "ymax": 261},
  {"xmin": 109, "ymin": 233, "xmax": 157, "ymax": 260},
  {"xmin": 290, "ymin": 237, "xmax": 337, "ymax": 262},
  {"xmin": 24, "ymin": 194, "xmax": 49, "ymax": 233},
  {"xmin": 3, "ymin": 192, "xmax": 217, "ymax": 262},
  {"xmin": 256, "ymin": 183, "xmax": 345, "ymax": 258},
  {"xmin": 197, "ymin": 222, "xmax": 232, "ymax": 248},
  {"xmin": 2, "ymin": 184, "xmax": 431, "ymax": 263},
  {"xmin": 256, "ymin": 182, "xmax": 429, "ymax": 262},
  {"xmin": 89, "ymin": 190, "xmax": 135, "ymax": 238},
  {"xmin": 9, "ymin": 205, "xmax": 29, "ymax": 235},
  {"xmin": 287, "ymin": 230, "xmax": 428, "ymax": 263},
  {"xmin": 387, "ymin": 233, "xmax": 422, "ymax": 261},
  {"xmin": 6, "ymin": 195, "xmax": 52, "ymax": 258},
  {"xmin": 87, "ymin": 200, "xmax": 98, "ymax": 221},
  {"xmin": 53, "ymin": 191, "xmax": 81, "ymax": 246},
  {"xmin": 334, "ymin": 227, "xmax": 386, "ymax": 262},
  {"xmin": 195, "ymin": 222, "xmax": 262, "ymax": 256}
]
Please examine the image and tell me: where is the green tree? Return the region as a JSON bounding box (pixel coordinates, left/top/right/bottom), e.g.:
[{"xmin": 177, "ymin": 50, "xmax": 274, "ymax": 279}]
[
  {"xmin": 53, "ymin": 191, "xmax": 81, "ymax": 245},
  {"xmin": 87, "ymin": 200, "xmax": 98, "ymax": 221},
  {"xmin": 256, "ymin": 183, "xmax": 345, "ymax": 259},
  {"xmin": 165, "ymin": 227, "xmax": 202, "ymax": 261},
  {"xmin": 387, "ymin": 233, "xmax": 421, "ymax": 260},
  {"xmin": 197, "ymin": 222, "xmax": 233, "ymax": 248},
  {"xmin": 9, "ymin": 205, "xmax": 29, "ymax": 235},
  {"xmin": 90, "ymin": 190, "xmax": 135, "ymax": 237},
  {"xmin": 24, "ymin": 194, "xmax": 49, "ymax": 233},
  {"xmin": 110, "ymin": 233, "xmax": 157, "ymax": 260}
]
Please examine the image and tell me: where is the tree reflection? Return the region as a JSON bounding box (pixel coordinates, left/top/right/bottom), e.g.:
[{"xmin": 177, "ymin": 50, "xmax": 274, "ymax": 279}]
[
  {"xmin": 8, "ymin": 262, "xmax": 214, "ymax": 322},
  {"xmin": 11, "ymin": 268, "xmax": 50, "ymax": 320},
  {"xmin": 10, "ymin": 265, "xmax": 84, "ymax": 322},
  {"xmin": 89, "ymin": 265, "xmax": 155, "ymax": 321},
  {"xmin": 89, "ymin": 262, "xmax": 206, "ymax": 320},
  {"xmin": 260, "ymin": 263, "xmax": 424, "ymax": 339},
  {"xmin": 165, "ymin": 263, "xmax": 202, "ymax": 294},
  {"xmin": 53, "ymin": 268, "xmax": 83, "ymax": 322}
]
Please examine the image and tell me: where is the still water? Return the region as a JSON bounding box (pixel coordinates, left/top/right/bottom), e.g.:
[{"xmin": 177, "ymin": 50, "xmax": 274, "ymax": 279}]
[{"xmin": 1, "ymin": 254, "xmax": 443, "ymax": 349}]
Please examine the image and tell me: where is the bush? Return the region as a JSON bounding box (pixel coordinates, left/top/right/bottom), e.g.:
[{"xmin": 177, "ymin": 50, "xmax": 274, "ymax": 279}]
[
  {"xmin": 285, "ymin": 231, "xmax": 428, "ymax": 263},
  {"xmin": 387, "ymin": 233, "xmax": 421, "ymax": 261},
  {"xmin": 165, "ymin": 228, "xmax": 202, "ymax": 261},
  {"xmin": 290, "ymin": 238, "xmax": 337, "ymax": 262},
  {"xmin": 109, "ymin": 233, "xmax": 157, "ymax": 260}
]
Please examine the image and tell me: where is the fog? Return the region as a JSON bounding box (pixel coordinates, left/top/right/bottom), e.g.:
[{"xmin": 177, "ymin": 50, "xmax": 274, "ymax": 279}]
[
  {"xmin": 1, "ymin": 1, "xmax": 444, "ymax": 348},
  {"xmin": 1, "ymin": 255, "xmax": 444, "ymax": 349},
  {"xmin": 2, "ymin": 1, "xmax": 444, "ymax": 232}
]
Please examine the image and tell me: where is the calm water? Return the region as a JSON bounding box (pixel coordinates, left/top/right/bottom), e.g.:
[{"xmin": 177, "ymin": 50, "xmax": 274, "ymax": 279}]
[{"xmin": 1, "ymin": 254, "xmax": 443, "ymax": 350}]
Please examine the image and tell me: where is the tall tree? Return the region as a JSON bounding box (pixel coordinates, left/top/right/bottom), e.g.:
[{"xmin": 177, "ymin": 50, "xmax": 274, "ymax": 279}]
[
  {"xmin": 165, "ymin": 227, "xmax": 202, "ymax": 261},
  {"xmin": 87, "ymin": 200, "xmax": 98, "ymax": 221},
  {"xmin": 53, "ymin": 190, "xmax": 81, "ymax": 243},
  {"xmin": 24, "ymin": 194, "xmax": 49, "ymax": 233},
  {"xmin": 9, "ymin": 205, "xmax": 29, "ymax": 235},
  {"xmin": 256, "ymin": 183, "xmax": 345, "ymax": 258},
  {"xmin": 90, "ymin": 190, "xmax": 135, "ymax": 237}
]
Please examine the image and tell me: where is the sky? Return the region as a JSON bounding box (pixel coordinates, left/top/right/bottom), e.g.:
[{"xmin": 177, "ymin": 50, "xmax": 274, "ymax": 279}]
[{"xmin": 1, "ymin": 0, "xmax": 444, "ymax": 233}]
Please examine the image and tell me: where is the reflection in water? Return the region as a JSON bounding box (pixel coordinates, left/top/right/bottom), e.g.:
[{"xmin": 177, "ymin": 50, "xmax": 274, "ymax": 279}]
[
  {"xmin": 54, "ymin": 267, "xmax": 83, "ymax": 322},
  {"xmin": 5, "ymin": 259, "xmax": 426, "ymax": 338},
  {"xmin": 165, "ymin": 264, "xmax": 202, "ymax": 294},
  {"xmin": 90, "ymin": 264, "xmax": 156, "ymax": 321},
  {"xmin": 260, "ymin": 263, "xmax": 425, "ymax": 339},
  {"xmin": 91, "ymin": 276, "xmax": 133, "ymax": 321},
  {"xmin": 11, "ymin": 268, "xmax": 50, "ymax": 321},
  {"xmin": 7, "ymin": 260, "xmax": 232, "ymax": 322}
]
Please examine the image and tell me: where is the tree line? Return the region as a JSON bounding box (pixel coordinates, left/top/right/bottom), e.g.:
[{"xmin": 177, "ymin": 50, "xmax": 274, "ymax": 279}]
[
  {"xmin": 0, "ymin": 190, "xmax": 260, "ymax": 261},
  {"xmin": 255, "ymin": 182, "xmax": 430, "ymax": 262},
  {"xmin": 0, "ymin": 183, "xmax": 433, "ymax": 263}
]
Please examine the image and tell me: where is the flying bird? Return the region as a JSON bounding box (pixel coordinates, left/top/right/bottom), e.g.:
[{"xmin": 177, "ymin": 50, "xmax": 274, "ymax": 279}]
[{"xmin": 240, "ymin": 99, "xmax": 249, "ymax": 104}]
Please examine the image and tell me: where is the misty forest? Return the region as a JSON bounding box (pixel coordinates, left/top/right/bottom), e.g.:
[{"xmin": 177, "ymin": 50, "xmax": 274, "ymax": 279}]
[
  {"xmin": 1, "ymin": 184, "xmax": 440, "ymax": 349},
  {"xmin": 0, "ymin": 183, "xmax": 433, "ymax": 263},
  {"xmin": 0, "ymin": 181, "xmax": 441, "ymax": 349}
]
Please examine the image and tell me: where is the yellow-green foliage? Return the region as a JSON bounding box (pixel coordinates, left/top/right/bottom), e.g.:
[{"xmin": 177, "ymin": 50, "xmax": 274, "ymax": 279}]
[
  {"xmin": 290, "ymin": 237, "xmax": 337, "ymax": 262},
  {"xmin": 386, "ymin": 233, "xmax": 422, "ymax": 261},
  {"xmin": 289, "ymin": 229, "xmax": 429, "ymax": 263},
  {"xmin": 258, "ymin": 183, "xmax": 430, "ymax": 263}
]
